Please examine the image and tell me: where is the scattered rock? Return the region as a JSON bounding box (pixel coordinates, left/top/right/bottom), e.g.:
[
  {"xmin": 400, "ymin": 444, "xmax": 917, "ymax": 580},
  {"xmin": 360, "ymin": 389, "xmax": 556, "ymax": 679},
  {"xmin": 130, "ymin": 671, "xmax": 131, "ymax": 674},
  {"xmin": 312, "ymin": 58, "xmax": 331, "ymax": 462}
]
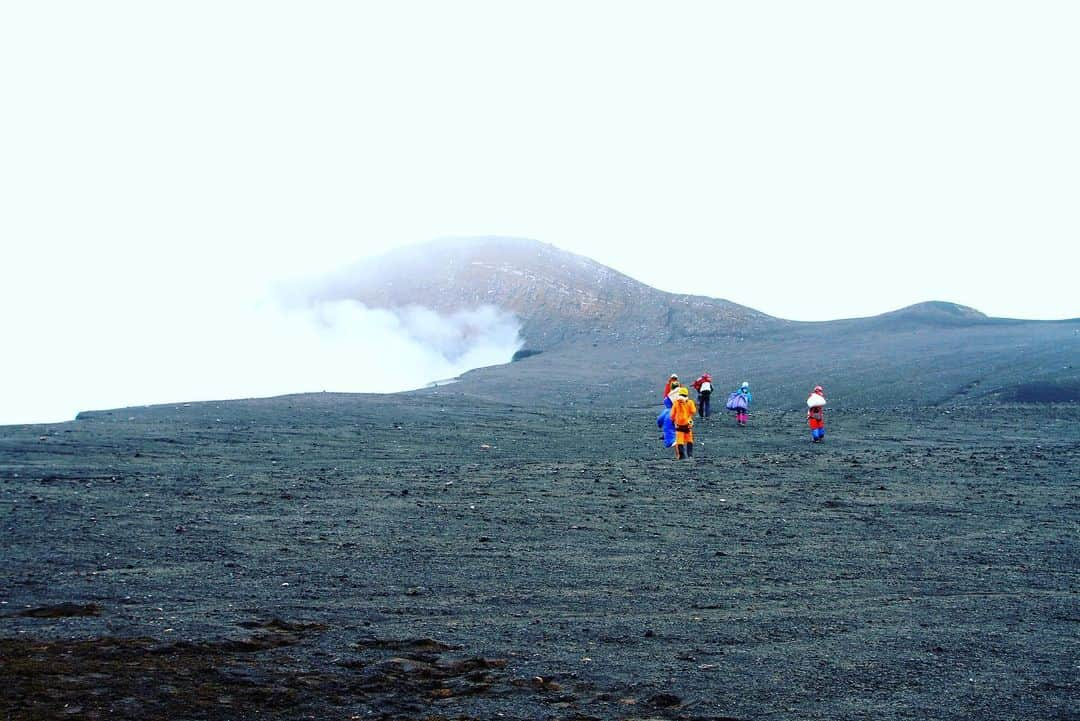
[
  {"xmin": 646, "ymin": 692, "xmax": 682, "ymax": 708},
  {"xmin": 530, "ymin": 675, "xmax": 561, "ymax": 691},
  {"xmin": 354, "ymin": 636, "xmax": 457, "ymax": 653},
  {"xmin": 237, "ymin": 618, "xmax": 328, "ymax": 633},
  {"xmin": 17, "ymin": 603, "xmax": 101, "ymax": 618}
]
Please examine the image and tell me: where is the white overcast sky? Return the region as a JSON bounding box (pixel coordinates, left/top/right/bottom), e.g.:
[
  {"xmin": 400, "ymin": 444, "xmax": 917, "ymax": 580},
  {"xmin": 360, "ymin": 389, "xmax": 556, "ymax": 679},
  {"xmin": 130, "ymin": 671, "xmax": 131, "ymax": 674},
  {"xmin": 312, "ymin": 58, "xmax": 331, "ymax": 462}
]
[{"xmin": 1, "ymin": 2, "xmax": 1078, "ymax": 422}]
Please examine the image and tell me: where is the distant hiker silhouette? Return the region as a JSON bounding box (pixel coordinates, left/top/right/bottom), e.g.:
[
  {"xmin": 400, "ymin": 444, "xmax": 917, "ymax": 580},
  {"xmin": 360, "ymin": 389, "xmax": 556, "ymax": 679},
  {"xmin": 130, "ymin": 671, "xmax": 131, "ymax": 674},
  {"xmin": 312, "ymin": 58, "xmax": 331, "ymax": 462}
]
[
  {"xmin": 670, "ymin": 386, "xmax": 697, "ymax": 459},
  {"xmin": 806, "ymin": 385, "xmax": 826, "ymax": 442}
]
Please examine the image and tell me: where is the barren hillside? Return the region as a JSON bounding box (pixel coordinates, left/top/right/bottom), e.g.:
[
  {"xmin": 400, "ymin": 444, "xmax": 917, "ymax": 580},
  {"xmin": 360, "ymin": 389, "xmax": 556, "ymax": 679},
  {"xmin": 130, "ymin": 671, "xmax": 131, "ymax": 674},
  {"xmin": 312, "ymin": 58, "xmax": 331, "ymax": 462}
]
[{"xmin": 314, "ymin": 237, "xmax": 778, "ymax": 348}]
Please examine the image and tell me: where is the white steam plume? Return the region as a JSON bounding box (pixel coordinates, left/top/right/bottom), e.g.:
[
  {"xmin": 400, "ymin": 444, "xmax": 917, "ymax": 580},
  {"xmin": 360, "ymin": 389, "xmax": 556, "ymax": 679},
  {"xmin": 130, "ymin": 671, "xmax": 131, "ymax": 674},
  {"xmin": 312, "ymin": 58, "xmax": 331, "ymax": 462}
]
[{"xmin": 0, "ymin": 283, "xmax": 523, "ymax": 425}]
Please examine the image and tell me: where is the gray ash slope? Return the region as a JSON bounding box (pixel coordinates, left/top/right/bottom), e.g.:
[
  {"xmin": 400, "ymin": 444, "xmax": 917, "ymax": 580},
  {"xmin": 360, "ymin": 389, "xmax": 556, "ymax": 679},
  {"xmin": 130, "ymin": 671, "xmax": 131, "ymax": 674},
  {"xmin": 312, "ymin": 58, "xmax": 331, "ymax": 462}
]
[
  {"xmin": 314, "ymin": 237, "xmax": 1079, "ymax": 410},
  {"xmin": 4, "ymin": 395, "xmax": 1078, "ymax": 721}
]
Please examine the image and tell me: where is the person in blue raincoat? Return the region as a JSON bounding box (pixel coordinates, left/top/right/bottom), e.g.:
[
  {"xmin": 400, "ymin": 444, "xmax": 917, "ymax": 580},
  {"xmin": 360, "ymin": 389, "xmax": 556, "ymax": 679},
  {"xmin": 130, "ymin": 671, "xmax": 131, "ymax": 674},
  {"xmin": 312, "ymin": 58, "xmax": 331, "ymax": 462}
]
[
  {"xmin": 657, "ymin": 376, "xmax": 677, "ymax": 449},
  {"xmin": 731, "ymin": 381, "xmax": 752, "ymax": 426},
  {"xmin": 657, "ymin": 407, "xmax": 676, "ymax": 449}
]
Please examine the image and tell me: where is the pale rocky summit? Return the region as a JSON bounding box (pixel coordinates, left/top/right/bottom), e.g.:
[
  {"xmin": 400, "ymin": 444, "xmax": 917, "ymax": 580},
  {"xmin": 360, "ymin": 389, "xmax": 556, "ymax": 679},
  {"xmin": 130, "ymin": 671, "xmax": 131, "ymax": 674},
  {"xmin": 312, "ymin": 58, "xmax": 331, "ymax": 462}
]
[{"xmin": 315, "ymin": 236, "xmax": 777, "ymax": 348}]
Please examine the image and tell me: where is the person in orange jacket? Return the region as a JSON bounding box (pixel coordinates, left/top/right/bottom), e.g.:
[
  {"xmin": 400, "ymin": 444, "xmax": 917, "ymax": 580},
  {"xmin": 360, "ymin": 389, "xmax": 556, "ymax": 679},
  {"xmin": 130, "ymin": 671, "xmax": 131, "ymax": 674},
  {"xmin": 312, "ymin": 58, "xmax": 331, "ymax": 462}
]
[{"xmin": 670, "ymin": 386, "xmax": 697, "ymax": 459}]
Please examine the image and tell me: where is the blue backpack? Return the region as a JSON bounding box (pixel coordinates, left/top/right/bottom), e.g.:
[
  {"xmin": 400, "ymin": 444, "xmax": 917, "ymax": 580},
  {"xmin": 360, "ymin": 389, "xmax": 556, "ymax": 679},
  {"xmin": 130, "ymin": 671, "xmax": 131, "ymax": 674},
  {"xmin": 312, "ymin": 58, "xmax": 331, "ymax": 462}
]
[{"xmin": 726, "ymin": 391, "xmax": 748, "ymax": 411}]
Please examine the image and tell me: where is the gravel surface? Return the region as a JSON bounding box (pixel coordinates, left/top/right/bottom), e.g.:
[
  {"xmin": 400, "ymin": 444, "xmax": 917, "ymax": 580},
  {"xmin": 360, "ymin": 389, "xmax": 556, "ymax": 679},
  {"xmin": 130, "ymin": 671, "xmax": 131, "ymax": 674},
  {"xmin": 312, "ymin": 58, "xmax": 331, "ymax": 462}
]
[{"xmin": 2, "ymin": 394, "xmax": 1077, "ymax": 720}]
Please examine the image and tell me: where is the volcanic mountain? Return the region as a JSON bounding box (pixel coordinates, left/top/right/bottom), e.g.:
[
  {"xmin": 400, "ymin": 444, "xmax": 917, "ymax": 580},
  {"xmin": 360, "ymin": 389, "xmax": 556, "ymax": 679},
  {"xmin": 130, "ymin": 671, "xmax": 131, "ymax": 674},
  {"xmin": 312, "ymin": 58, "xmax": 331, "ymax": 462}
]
[
  {"xmin": 313, "ymin": 236, "xmax": 780, "ymax": 349},
  {"xmin": 311, "ymin": 237, "xmax": 1078, "ymax": 409}
]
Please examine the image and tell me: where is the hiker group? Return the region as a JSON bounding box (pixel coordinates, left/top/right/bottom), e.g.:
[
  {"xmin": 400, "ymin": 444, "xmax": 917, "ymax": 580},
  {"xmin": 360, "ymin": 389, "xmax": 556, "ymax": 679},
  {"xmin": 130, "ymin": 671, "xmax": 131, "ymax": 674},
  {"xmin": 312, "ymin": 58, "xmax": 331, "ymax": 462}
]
[{"xmin": 657, "ymin": 373, "xmax": 827, "ymax": 459}]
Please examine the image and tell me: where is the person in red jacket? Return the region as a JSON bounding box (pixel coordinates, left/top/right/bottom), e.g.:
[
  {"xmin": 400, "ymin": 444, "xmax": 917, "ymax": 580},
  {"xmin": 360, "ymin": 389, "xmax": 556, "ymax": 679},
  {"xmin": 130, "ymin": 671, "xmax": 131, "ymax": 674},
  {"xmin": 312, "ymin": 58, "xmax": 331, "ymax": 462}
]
[
  {"xmin": 691, "ymin": 373, "xmax": 713, "ymax": 418},
  {"xmin": 807, "ymin": 385, "xmax": 826, "ymax": 443}
]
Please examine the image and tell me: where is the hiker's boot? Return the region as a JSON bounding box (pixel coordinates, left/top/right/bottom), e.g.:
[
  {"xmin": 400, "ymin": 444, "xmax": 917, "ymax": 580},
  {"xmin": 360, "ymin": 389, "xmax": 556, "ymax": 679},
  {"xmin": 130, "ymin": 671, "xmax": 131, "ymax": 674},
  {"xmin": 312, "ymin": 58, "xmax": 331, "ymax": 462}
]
[
  {"xmin": 686, "ymin": 442, "xmax": 694, "ymax": 458},
  {"xmin": 676, "ymin": 445, "xmax": 685, "ymax": 460}
]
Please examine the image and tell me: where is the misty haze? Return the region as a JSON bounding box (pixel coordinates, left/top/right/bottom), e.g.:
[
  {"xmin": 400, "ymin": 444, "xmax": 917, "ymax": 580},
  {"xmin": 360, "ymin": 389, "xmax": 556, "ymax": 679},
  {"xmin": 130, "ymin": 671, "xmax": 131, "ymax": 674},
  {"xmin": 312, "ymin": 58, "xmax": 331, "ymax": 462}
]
[{"xmin": 0, "ymin": 282, "xmax": 523, "ymax": 425}]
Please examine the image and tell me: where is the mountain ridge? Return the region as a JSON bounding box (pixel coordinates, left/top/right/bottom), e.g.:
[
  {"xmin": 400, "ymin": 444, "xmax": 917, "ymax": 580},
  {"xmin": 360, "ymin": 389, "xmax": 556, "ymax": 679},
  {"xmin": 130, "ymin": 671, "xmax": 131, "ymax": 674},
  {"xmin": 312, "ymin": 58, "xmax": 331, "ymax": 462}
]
[
  {"xmin": 41, "ymin": 237, "xmax": 1076, "ymax": 420},
  {"xmin": 295, "ymin": 236, "xmax": 1078, "ymax": 409},
  {"xmin": 312, "ymin": 236, "xmax": 780, "ymax": 348},
  {"xmin": 310, "ymin": 237, "xmax": 1064, "ymax": 349}
]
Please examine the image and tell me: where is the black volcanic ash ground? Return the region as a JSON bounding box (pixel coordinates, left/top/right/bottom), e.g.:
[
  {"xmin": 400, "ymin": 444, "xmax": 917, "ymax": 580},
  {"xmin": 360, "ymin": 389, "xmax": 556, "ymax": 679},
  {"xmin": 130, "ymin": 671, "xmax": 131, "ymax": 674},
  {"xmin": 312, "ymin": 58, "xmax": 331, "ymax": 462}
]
[{"xmin": 1, "ymin": 394, "xmax": 1077, "ymax": 720}]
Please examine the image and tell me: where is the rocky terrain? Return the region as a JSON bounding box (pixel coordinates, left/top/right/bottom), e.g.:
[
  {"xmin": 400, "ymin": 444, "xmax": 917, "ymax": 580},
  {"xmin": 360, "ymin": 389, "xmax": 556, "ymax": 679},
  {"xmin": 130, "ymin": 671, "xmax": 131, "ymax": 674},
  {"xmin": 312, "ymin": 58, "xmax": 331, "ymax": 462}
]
[{"xmin": 2, "ymin": 392, "xmax": 1077, "ymax": 720}]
